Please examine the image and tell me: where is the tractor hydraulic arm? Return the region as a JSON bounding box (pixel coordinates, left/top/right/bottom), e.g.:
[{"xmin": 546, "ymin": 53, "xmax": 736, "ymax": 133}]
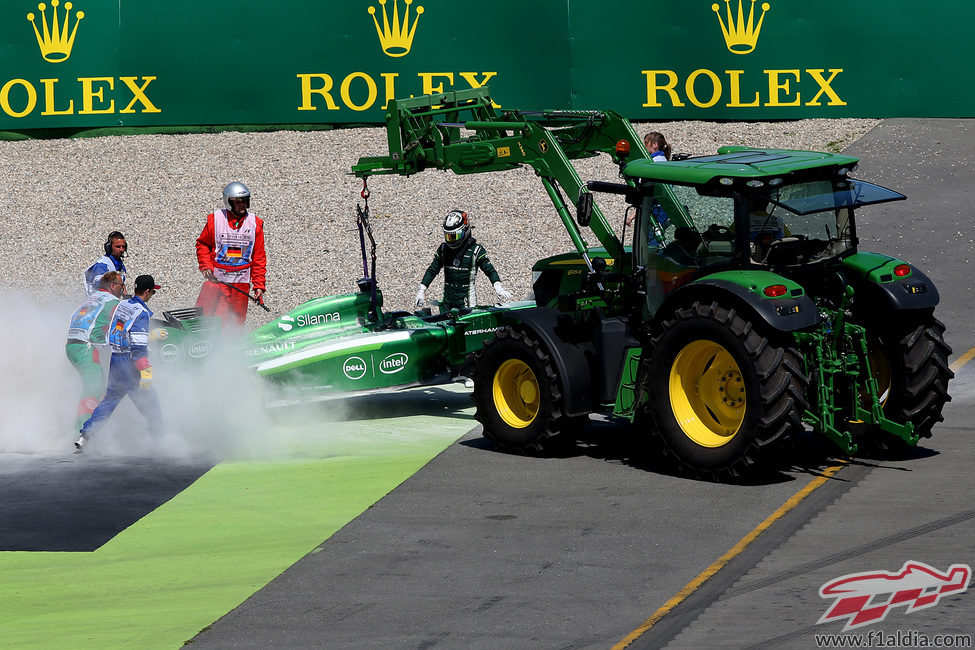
[{"xmin": 351, "ymin": 87, "xmax": 649, "ymax": 262}]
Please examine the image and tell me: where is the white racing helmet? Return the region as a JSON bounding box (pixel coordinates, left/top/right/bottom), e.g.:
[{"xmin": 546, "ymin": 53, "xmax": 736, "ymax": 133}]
[
  {"xmin": 443, "ymin": 209, "xmax": 470, "ymax": 248},
  {"xmin": 223, "ymin": 181, "xmax": 251, "ymax": 211}
]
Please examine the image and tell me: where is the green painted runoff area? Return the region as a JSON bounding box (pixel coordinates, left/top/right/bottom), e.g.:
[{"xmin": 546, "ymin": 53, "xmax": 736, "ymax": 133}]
[{"xmin": 0, "ymin": 387, "xmax": 474, "ymax": 648}]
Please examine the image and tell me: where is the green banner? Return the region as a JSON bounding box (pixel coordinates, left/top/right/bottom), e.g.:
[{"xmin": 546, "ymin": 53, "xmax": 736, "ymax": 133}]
[
  {"xmin": 0, "ymin": 0, "xmax": 969, "ymax": 131},
  {"xmin": 569, "ymin": 0, "xmax": 970, "ymax": 119}
]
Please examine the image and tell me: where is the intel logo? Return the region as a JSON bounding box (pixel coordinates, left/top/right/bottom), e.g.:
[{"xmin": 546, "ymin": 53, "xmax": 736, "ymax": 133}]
[
  {"xmin": 379, "ymin": 352, "xmax": 408, "ymax": 374},
  {"xmin": 189, "ymin": 341, "xmax": 212, "ymax": 358}
]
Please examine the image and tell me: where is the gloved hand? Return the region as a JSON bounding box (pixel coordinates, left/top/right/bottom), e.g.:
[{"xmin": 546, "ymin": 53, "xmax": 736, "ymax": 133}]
[
  {"xmin": 139, "ymin": 366, "xmax": 153, "ymax": 390},
  {"xmin": 148, "ymin": 328, "xmax": 168, "ymax": 341},
  {"xmin": 414, "ymin": 284, "xmax": 427, "ymax": 309},
  {"xmin": 493, "ymin": 281, "xmax": 513, "ymax": 303}
]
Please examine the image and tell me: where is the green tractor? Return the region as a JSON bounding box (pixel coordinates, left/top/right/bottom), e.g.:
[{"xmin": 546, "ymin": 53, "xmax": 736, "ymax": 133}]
[{"xmin": 352, "ymin": 88, "xmax": 952, "ymax": 479}]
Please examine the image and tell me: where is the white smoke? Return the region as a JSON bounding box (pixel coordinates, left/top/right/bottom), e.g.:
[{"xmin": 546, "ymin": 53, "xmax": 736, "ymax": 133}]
[
  {"xmin": 0, "ymin": 291, "xmax": 357, "ymax": 461},
  {"xmin": 0, "ymin": 293, "xmax": 80, "ymax": 453}
]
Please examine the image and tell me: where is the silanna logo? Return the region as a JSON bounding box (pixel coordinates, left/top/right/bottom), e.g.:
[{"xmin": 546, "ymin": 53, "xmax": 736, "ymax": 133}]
[
  {"xmin": 711, "ymin": 0, "xmax": 769, "ymax": 55},
  {"xmin": 368, "ymin": 0, "xmax": 423, "ymax": 58},
  {"xmin": 277, "ymin": 312, "xmax": 341, "ymax": 331},
  {"xmin": 27, "ymin": 0, "xmax": 83, "ymax": 62},
  {"xmin": 818, "ymin": 561, "xmax": 971, "ymax": 631}
]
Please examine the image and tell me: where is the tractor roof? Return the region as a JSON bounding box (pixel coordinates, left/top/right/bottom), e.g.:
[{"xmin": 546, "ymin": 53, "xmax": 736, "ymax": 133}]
[{"xmin": 622, "ymin": 147, "xmax": 860, "ymax": 186}]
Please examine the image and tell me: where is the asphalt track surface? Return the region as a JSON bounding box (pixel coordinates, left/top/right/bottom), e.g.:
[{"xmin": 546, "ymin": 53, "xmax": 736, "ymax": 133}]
[{"xmin": 3, "ymin": 119, "xmax": 974, "ymax": 648}]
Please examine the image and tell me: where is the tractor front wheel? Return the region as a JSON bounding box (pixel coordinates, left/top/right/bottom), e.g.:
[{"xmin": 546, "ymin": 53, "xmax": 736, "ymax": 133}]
[
  {"xmin": 473, "ymin": 327, "xmax": 568, "ymax": 454},
  {"xmin": 641, "ymin": 302, "xmax": 808, "ymax": 480}
]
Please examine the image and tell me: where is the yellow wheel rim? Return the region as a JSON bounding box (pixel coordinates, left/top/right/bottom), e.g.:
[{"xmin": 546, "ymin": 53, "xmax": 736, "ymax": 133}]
[
  {"xmin": 669, "ymin": 340, "xmax": 746, "ymax": 448},
  {"xmin": 493, "ymin": 359, "xmax": 540, "ymax": 429}
]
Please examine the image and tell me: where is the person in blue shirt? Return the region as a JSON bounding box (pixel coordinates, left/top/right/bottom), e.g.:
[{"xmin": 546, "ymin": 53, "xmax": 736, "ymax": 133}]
[
  {"xmin": 66, "ymin": 271, "xmax": 125, "ymax": 434},
  {"xmin": 83, "ymin": 231, "xmax": 128, "ymax": 295},
  {"xmin": 75, "ymin": 274, "xmax": 167, "ymax": 451},
  {"xmin": 644, "ymin": 131, "xmax": 672, "ymax": 162},
  {"xmin": 628, "ymin": 132, "xmax": 673, "ymax": 238}
]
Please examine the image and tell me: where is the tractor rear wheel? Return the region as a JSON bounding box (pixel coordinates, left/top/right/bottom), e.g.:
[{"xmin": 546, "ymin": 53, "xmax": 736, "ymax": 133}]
[
  {"xmin": 861, "ymin": 314, "xmax": 952, "ymax": 448},
  {"xmin": 473, "ymin": 327, "xmax": 568, "ymax": 454},
  {"xmin": 641, "ymin": 301, "xmax": 808, "ymax": 480}
]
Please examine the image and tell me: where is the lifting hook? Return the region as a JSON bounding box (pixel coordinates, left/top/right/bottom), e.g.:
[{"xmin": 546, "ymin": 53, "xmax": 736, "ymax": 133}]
[{"xmin": 360, "ymin": 178, "xmax": 370, "ymax": 211}]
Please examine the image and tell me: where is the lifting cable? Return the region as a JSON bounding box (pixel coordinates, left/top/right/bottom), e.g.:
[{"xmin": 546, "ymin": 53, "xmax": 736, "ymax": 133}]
[{"xmin": 356, "ymin": 177, "xmax": 379, "ymax": 319}]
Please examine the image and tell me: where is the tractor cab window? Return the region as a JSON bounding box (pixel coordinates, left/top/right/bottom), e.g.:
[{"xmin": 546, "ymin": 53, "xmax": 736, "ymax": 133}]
[
  {"xmin": 652, "ymin": 184, "xmax": 737, "ymax": 267},
  {"xmin": 634, "ymin": 184, "xmax": 736, "ymax": 317},
  {"xmin": 751, "ymin": 178, "xmax": 903, "ymax": 266}
]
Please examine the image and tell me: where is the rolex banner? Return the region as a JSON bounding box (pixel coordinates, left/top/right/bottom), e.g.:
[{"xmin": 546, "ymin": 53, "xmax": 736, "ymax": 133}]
[{"xmin": 0, "ymin": 0, "xmax": 970, "ymax": 132}]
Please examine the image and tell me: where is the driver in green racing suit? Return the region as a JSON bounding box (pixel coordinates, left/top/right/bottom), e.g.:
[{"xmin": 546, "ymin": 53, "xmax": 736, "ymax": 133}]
[{"xmin": 415, "ymin": 210, "xmax": 513, "ymax": 312}]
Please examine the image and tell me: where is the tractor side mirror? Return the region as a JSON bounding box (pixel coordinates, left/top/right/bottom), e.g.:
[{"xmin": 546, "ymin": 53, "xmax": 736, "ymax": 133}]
[{"xmin": 576, "ymin": 190, "xmax": 593, "ymax": 227}]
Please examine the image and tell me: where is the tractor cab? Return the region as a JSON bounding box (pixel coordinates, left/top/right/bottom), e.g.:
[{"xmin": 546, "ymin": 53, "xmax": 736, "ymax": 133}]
[{"xmin": 604, "ymin": 148, "xmax": 908, "ymax": 315}]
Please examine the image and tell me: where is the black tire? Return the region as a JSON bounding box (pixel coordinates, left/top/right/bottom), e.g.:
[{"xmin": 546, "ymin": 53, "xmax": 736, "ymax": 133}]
[
  {"xmin": 860, "ymin": 315, "xmax": 952, "ymax": 448},
  {"xmin": 640, "ymin": 301, "xmax": 808, "ymax": 480},
  {"xmin": 472, "ymin": 327, "xmax": 569, "ymax": 454}
]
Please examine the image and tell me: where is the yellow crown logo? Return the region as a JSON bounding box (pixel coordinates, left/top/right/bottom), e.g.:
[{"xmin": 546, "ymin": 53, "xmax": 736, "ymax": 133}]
[
  {"xmin": 26, "ymin": 0, "xmax": 84, "ymax": 63},
  {"xmin": 712, "ymin": 0, "xmax": 769, "ymax": 55},
  {"xmin": 368, "ymin": 0, "xmax": 423, "ymax": 58}
]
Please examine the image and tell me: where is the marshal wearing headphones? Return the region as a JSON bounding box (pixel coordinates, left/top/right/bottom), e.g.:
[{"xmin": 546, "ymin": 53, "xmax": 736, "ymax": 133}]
[
  {"xmin": 84, "ymin": 231, "xmax": 128, "ymax": 295},
  {"xmin": 104, "ymin": 231, "xmax": 127, "ymax": 256}
]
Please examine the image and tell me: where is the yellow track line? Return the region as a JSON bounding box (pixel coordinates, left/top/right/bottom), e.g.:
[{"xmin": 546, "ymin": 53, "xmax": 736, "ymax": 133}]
[
  {"xmin": 614, "ymin": 462, "xmax": 849, "ymax": 649},
  {"xmin": 949, "ymin": 346, "xmax": 975, "ymax": 373}
]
